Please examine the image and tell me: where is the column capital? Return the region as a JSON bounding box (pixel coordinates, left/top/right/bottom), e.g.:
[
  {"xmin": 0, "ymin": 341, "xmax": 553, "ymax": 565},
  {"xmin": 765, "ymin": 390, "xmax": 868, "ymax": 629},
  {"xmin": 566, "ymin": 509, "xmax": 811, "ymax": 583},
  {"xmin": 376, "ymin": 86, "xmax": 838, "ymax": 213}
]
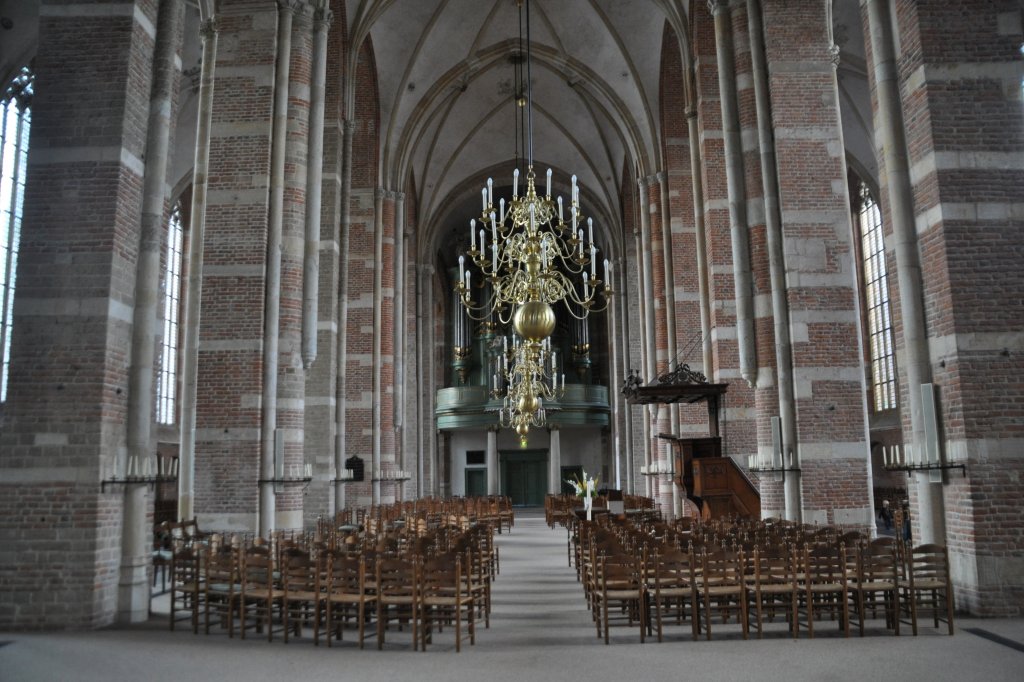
[
  {"xmin": 278, "ymin": 0, "xmax": 305, "ymax": 15},
  {"xmin": 828, "ymin": 43, "xmax": 841, "ymax": 68},
  {"xmin": 685, "ymin": 107, "xmax": 698, "ymax": 120},
  {"xmin": 199, "ymin": 17, "xmax": 219, "ymax": 40},
  {"xmin": 707, "ymin": 0, "xmax": 732, "ymax": 17},
  {"xmin": 314, "ymin": 7, "xmax": 333, "ymax": 30},
  {"xmin": 654, "ymin": 171, "xmax": 667, "ymax": 185},
  {"xmin": 637, "ymin": 175, "xmax": 650, "ymax": 189},
  {"xmin": 374, "ymin": 188, "xmax": 387, "ymax": 201},
  {"xmin": 547, "ymin": 424, "xmax": 561, "ymax": 433},
  {"xmin": 487, "ymin": 425, "xmax": 501, "ymax": 434},
  {"xmin": 343, "ymin": 119, "xmax": 357, "ymax": 135}
]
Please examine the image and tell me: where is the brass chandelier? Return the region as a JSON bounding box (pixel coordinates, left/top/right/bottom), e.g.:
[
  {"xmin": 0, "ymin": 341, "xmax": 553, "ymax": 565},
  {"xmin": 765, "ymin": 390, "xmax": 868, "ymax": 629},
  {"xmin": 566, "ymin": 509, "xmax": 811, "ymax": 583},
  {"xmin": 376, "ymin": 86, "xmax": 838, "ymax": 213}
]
[{"xmin": 456, "ymin": 0, "xmax": 612, "ymax": 443}]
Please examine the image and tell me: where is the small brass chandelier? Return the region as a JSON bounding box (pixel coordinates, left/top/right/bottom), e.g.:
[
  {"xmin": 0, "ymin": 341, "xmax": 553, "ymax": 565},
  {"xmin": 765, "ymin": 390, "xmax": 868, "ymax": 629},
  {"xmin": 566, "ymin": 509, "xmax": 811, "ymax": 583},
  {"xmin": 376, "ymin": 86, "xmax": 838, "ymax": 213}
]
[{"xmin": 457, "ymin": 0, "xmax": 613, "ymax": 443}]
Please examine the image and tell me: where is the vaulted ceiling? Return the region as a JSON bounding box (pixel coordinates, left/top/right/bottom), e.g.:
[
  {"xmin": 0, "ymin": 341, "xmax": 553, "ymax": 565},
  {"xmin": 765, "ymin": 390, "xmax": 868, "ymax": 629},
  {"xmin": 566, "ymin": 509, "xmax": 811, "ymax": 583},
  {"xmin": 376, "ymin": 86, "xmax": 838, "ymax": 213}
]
[{"xmin": 345, "ymin": 0, "xmax": 693, "ymax": 256}]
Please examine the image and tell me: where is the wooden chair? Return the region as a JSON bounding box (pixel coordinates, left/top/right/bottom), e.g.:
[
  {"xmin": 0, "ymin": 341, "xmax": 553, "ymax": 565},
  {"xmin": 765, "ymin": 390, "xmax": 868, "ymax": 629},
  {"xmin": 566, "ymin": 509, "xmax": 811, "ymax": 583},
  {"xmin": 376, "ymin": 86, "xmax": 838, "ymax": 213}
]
[
  {"xmin": 239, "ymin": 550, "xmax": 284, "ymax": 641},
  {"xmin": 851, "ymin": 540, "xmax": 901, "ymax": 636},
  {"xmin": 697, "ymin": 548, "xmax": 749, "ymax": 640},
  {"xmin": 169, "ymin": 545, "xmax": 202, "ymax": 633},
  {"xmin": 462, "ymin": 539, "xmax": 491, "ymax": 628},
  {"xmin": 420, "ymin": 554, "xmax": 476, "ymax": 652},
  {"xmin": 376, "ymin": 557, "xmax": 420, "ymax": 650},
  {"xmin": 203, "ymin": 545, "xmax": 239, "ymax": 637},
  {"xmin": 323, "ymin": 554, "xmax": 376, "ymax": 648},
  {"xmin": 647, "ymin": 547, "xmax": 699, "ymax": 642},
  {"xmin": 281, "ymin": 552, "xmax": 320, "ymax": 643},
  {"xmin": 749, "ymin": 545, "xmax": 798, "ymax": 639},
  {"xmin": 593, "ymin": 553, "xmax": 646, "ymax": 644},
  {"xmin": 797, "ymin": 544, "xmax": 851, "ymax": 638},
  {"xmin": 903, "ymin": 543, "xmax": 954, "ymax": 635}
]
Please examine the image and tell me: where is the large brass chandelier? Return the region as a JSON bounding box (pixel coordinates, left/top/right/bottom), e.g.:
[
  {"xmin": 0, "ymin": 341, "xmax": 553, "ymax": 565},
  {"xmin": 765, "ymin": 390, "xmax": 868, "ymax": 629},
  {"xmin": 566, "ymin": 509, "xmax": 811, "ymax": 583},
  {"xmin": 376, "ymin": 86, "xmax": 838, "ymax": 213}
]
[{"xmin": 456, "ymin": 0, "xmax": 612, "ymax": 443}]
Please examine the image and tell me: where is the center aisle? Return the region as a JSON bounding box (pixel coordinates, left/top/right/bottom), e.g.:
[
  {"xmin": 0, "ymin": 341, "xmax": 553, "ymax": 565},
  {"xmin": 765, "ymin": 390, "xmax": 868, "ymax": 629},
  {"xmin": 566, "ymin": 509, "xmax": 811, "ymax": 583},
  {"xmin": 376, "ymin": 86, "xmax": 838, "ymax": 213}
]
[{"xmin": 484, "ymin": 513, "xmax": 598, "ymax": 650}]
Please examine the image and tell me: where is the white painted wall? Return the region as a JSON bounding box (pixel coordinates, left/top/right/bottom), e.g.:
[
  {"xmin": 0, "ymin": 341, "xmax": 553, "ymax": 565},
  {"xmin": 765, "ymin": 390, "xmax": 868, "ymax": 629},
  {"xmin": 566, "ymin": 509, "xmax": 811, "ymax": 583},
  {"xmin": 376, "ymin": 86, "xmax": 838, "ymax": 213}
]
[{"xmin": 448, "ymin": 425, "xmax": 608, "ymax": 496}]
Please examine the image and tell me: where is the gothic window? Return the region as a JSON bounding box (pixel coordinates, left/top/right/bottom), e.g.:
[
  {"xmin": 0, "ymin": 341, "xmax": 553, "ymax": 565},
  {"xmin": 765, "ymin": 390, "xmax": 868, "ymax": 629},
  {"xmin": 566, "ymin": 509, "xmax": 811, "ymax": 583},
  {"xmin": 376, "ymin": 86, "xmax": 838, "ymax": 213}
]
[
  {"xmin": 0, "ymin": 67, "xmax": 32, "ymax": 402},
  {"xmin": 857, "ymin": 182, "xmax": 897, "ymax": 412},
  {"xmin": 156, "ymin": 203, "xmax": 185, "ymax": 424}
]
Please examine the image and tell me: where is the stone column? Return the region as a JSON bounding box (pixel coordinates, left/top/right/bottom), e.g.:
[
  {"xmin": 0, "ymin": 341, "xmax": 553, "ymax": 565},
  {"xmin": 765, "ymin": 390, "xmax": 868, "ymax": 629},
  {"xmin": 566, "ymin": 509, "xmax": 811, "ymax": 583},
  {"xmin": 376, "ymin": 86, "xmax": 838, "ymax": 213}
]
[
  {"xmin": 686, "ymin": 108, "xmax": 714, "ymax": 378},
  {"xmin": 393, "ymin": 191, "xmax": 406, "ymax": 501},
  {"xmin": 258, "ymin": 0, "xmax": 296, "ymax": 538},
  {"xmin": 178, "ymin": 16, "xmax": 218, "ymax": 524},
  {"xmin": 746, "ymin": 0, "xmax": 801, "ymax": 521},
  {"xmin": 486, "ymin": 427, "xmax": 499, "ymax": 495},
  {"xmin": 301, "ymin": 3, "xmax": 332, "ymax": 369},
  {"xmin": 709, "ymin": 0, "xmax": 757, "ymax": 388},
  {"xmin": 371, "ymin": 188, "xmax": 385, "ymax": 505},
  {"xmin": 548, "ymin": 427, "xmax": 562, "ymax": 495},
  {"xmin": 333, "ymin": 120, "xmax": 355, "ymax": 512},
  {"xmin": 121, "ymin": 0, "xmax": 185, "ymax": 623},
  {"xmin": 863, "ymin": 0, "xmax": 944, "ymax": 543}
]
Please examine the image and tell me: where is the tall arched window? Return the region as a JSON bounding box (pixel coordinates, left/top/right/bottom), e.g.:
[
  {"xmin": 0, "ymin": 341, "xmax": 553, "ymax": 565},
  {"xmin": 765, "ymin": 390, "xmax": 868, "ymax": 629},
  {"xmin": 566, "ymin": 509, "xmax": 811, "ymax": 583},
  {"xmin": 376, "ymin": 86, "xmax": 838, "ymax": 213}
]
[
  {"xmin": 1, "ymin": 67, "xmax": 33, "ymax": 403},
  {"xmin": 856, "ymin": 182, "xmax": 897, "ymax": 411},
  {"xmin": 156, "ymin": 203, "xmax": 184, "ymax": 424}
]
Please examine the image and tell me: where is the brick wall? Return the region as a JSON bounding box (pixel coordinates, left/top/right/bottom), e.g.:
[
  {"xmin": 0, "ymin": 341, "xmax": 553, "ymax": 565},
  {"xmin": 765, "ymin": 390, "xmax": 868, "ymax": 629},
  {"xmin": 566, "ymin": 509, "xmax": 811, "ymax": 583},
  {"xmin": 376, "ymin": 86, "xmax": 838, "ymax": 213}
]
[
  {"xmin": 0, "ymin": 0, "xmax": 158, "ymax": 628},
  {"xmin": 890, "ymin": 0, "xmax": 1024, "ymax": 614},
  {"xmin": 194, "ymin": 2, "xmax": 276, "ymax": 530}
]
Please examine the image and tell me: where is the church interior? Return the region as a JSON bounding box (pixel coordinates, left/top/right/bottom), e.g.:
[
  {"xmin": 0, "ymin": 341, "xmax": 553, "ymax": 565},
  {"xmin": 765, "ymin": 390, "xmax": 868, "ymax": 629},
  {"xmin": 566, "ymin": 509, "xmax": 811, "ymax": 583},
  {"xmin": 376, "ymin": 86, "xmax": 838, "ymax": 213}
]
[{"xmin": 1, "ymin": 0, "xmax": 1023, "ymax": 648}]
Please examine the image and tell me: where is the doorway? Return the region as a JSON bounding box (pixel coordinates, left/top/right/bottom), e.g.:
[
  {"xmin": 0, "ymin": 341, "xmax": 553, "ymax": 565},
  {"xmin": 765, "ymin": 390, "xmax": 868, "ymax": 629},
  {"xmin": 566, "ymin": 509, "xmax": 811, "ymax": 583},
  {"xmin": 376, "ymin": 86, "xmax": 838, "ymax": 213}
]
[
  {"xmin": 465, "ymin": 468, "xmax": 487, "ymax": 497},
  {"xmin": 501, "ymin": 449, "xmax": 548, "ymax": 506}
]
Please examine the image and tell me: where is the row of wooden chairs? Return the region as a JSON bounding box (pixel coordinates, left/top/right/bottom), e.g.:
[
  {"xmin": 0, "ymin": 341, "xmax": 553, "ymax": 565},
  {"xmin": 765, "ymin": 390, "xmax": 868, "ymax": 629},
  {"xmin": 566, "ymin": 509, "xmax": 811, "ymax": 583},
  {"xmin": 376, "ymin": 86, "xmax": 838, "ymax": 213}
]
[
  {"xmin": 327, "ymin": 496, "xmax": 515, "ymax": 537},
  {"xmin": 169, "ymin": 522, "xmax": 496, "ymax": 651},
  {"xmin": 573, "ymin": 516, "xmax": 954, "ymax": 643}
]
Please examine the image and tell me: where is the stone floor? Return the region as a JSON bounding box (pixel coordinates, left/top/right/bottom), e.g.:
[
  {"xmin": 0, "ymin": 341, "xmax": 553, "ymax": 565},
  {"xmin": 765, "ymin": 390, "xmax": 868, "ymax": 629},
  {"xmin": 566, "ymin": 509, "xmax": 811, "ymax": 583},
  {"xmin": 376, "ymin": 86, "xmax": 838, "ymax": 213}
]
[{"xmin": 2, "ymin": 510, "xmax": 1022, "ymax": 681}]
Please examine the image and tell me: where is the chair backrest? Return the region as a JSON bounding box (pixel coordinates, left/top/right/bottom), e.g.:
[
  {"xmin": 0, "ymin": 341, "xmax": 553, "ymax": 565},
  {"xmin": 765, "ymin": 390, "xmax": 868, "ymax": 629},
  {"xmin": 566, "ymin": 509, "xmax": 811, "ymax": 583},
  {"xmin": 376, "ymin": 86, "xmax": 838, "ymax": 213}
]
[
  {"xmin": 753, "ymin": 545, "xmax": 796, "ymax": 586},
  {"xmin": 652, "ymin": 548, "xmax": 695, "ymax": 588},
  {"xmin": 282, "ymin": 552, "xmax": 317, "ymax": 593},
  {"xmin": 907, "ymin": 543, "xmax": 950, "ymax": 585},
  {"xmin": 376, "ymin": 557, "xmax": 419, "ymax": 598},
  {"xmin": 327, "ymin": 554, "xmax": 366, "ymax": 594},
  {"xmin": 700, "ymin": 549, "xmax": 746, "ymax": 589},
  {"xmin": 802, "ymin": 544, "xmax": 848, "ymax": 585}
]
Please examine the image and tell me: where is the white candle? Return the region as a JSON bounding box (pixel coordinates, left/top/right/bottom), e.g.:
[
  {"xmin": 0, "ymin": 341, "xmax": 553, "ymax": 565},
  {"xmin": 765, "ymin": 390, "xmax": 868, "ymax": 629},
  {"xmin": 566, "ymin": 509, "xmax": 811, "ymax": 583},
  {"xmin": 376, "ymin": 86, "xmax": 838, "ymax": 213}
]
[
  {"xmin": 590, "ymin": 246, "xmax": 597, "ymax": 277},
  {"xmin": 487, "ymin": 177, "xmax": 493, "ymax": 207},
  {"xmin": 513, "ymin": 168, "xmax": 519, "ymax": 197},
  {"xmin": 546, "ymin": 168, "xmax": 552, "ymax": 197},
  {"xmin": 571, "ymin": 174, "xmax": 577, "ymax": 204},
  {"xmin": 557, "ymin": 196, "xmax": 563, "ymax": 223},
  {"xmin": 470, "ymin": 218, "xmax": 476, "ymax": 251},
  {"xmin": 603, "ymin": 258, "xmax": 609, "ymax": 285},
  {"xmin": 578, "ymin": 229, "xmax": 584, "ymax": 257},
  {"xmin": 479, "ymin": 229, "xmax": 484, "ymax": 255},
  {"xmin": 500, "ymin": 197, "xmax": 505, "ymax": 223},
  {"xmin": 587, "ymin": 217, "xmax": 594, "ymax": 246},
  {"xmin": 458, "ymin": 255, "xmax": 465, "ymax": 283},
  {"xmin": 465, "ymin": 270, "xmax": 471, "ymax": 291},
  {"xmin": 481, "ymin": 187, "xmax": 487, "ymax": 212}
]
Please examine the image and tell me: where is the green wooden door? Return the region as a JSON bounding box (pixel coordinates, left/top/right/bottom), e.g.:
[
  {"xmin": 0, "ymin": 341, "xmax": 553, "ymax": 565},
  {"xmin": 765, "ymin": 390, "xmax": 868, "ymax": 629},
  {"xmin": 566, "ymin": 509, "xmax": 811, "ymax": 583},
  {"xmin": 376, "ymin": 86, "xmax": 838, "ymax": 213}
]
[
  {"xmin": 501, "ymin": 449, "xmax": 548, "ymax": 506},
  {"xmin": 465, "ymin": 468, "xmax": 487, "ymax": 497}
]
